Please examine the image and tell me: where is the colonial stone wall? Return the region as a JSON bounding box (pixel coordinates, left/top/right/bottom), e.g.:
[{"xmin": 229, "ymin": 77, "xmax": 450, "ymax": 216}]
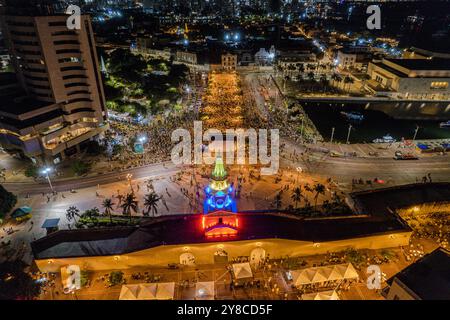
[{"xmin": 36, "ymin": 232, "xmax": 411, "ymax": 272}]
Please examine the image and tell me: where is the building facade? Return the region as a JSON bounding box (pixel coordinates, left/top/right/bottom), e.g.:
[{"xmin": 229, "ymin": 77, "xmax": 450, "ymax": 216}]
[
  {"xmin": 0, "ymin": 14, "xmax": 107, "ymax": 164},
  {"xmin": 336, "ymin": 48, "xmax": 372, "ymax": 72},
  {"xmin": 221, "ymin": 53, "xmax": 237, "ymax": 71},
  {"xmin": 366, "ymin": 58, "xmax": 450, "ymax": 100},
  {"xmin": 175, "ymin": 50, "xmax": 198, "ymax": 65}
]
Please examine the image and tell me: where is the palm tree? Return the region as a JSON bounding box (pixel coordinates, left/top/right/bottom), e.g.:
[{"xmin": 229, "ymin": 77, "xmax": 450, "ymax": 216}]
[
  {"xmin": 121, "ymin": 193, "xmax": 139, "ymax": 220},
  {"xmin": 274, "ymin": 192, "xmax": 283, "ymax": 210},
  {"xmin": 343, "ymin": 75, "xmax": 354, "ymax": 92},
  {"xmin": 335, "ymin": 75, "xmax": 343, "ymax": 90},
  {"xmin": 313, "ymin": 183, "xmax": 326, "ymax": 207},
  {"xmin": 320, "ymin": 74, "xmax": 328, "ymax": 92},
  {"xmin": 304, "ymin": 183, "xmax": 313, "ymax": 193},
  {"xmin": 291, "ymin": 186, "xmax": 303, "ymax": 209},
  {"xmin": 102, "ymin": 198, "xmax": 115, "ymax": 223},
  {"xmin": 66, "ymin": 206, "xmax": 80, "ymax": 226},
  {"xmin": 0, "ymin": 168, "xmax": 5, "ymax": 182},
  {"xmin": 143, "ymin": 192, "xmax": 161, "ymax": 217}
]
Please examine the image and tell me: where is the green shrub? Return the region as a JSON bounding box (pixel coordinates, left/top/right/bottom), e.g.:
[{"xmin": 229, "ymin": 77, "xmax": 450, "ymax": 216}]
[
  {"xmin": 85, "ymin": 141, "xmax": 106, "ymax": 156},
  {"xmin": 71, "ymin": 160, "xmax": 91, "ymax": 176},
  {"xmin": 0, "ymin": 260, "xmax": 42, "ymax": 299},
  {"xmin": 80, "ymin": 270, "xmax": 90, "ymax": 287},
  {"xmin": 24, "ymin": 166, "xmax": 38, "ymax": 178},
  {"xmin": 109, "ymin": 271, "xmax": 124, "ymax": 286},
  {"xmin": 0, "ymin": 185, "xmax": 17, "ymax": 219}
]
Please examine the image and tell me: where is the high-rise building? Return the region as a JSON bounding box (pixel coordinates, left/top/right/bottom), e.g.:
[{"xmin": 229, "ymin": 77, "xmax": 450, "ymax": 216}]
[{"xmin": 0, "ymin": 12, "xmax": 108, "ymax": 164}]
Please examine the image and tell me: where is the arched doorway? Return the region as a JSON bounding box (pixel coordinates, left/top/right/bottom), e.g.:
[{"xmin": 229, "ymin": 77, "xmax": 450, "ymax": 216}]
[
  {"xmin": 180, "ymin": 252, "xmax": 196, "ymax": 266},
  {"xmin": 250, "ymin": 248, "xmax": 266, "ymax": 266}
]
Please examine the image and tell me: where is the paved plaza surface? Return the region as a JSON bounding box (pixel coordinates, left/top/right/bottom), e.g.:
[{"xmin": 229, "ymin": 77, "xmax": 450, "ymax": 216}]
[{"xmin": 36, "ymin": 241, "xmax": 437, "ymax": 300}]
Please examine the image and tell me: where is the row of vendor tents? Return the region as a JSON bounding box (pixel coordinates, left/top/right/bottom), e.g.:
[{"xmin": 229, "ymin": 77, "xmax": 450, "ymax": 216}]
[
  {"xmin": 290, "ymin": 263, "xmax": 359, "ymax": 287},
  {"xmin": 119, "ymin": 281, "xmax": 216, "ymax": 300}
]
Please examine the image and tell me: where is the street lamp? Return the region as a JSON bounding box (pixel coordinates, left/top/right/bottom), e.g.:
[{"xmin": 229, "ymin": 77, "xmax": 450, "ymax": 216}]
[
  {"xmin": 330, "ymin": 127, "xmax": 335, "ymax": 144},
  {"xmin": 413, "ymin": 125, "xmax": 420, "ymax": 141},
  {"xmin": 126, "ymin": 173, "xmax": 133, "ymax": 192},
  {"xmin": 296, "ymin": 166, "xmax": 302, "ymax": 184},
  {"xmin": 41, "ymin": 167, "xmax": 54, "ymax": 192},
  {"xmin": 138, "ymin": 136, "xmax": 147, "ymax": 144},
  {"xmin": 346, "ymin": 124, "xmax": 353, "ymax": 144}
]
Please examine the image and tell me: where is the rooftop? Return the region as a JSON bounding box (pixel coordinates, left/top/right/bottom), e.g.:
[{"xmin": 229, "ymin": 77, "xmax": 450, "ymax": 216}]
[
  {"xmin": 31, "ymin": 211, "xmax": 410, "ymax": 260},
  {"xmin": 351, "ymin": 182, "xmax": 450, "ymax": 217},
  {"xmin": 387, "ymin": 248, "xmax": 450, "ymax": 300},
  {"xmin": 385, "ymin": 58, "xmax": 450, "ymax": 71},
  {"xmin": 31, "ymin": 182, "xmax": 450, "ymax": 261}
]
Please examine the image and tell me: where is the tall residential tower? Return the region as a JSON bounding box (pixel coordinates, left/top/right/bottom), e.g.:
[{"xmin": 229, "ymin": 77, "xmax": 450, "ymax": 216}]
[{"xmin": 0, "ymin": 11, "xmax": 108, "ymax": 164}]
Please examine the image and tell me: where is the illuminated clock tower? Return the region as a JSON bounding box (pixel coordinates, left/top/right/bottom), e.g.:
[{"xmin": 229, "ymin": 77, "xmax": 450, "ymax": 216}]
[{"xmin": 202, "ymin": 156, "xmax": 238, "ymax": 238}]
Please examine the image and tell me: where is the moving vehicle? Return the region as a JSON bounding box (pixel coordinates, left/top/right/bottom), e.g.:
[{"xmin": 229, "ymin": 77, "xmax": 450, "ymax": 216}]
[
  {"xmin": 394, "ymin": 151, "xmax": 419, "ymax": 160},
  {"xmin": 340, "ymin": 111, "xmax": 364, "ymax": 121},
  {"xmin": 373, "ymin": 134, "xmax": 396, "ymax": 144},
  {"xmin": 330, "ymin": 151, "xmax": 343, "ymax": 158},
  {"xmin": 439, "ymin": 120, "xmax": 450, "ymax": 128}
]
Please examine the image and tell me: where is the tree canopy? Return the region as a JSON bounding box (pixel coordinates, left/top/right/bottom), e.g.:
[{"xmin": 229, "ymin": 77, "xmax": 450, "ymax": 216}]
[
  {"xmin": 0, "ymin": 185, "xmax": 17, "ymax": 219},
  {"xmin": 0, "ymin": 261, "xmax": 41, "ymax": 300}
]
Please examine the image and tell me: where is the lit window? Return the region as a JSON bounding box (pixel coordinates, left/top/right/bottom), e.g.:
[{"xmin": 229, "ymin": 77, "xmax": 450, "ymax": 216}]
[{"xmin": 430, "ymin": 82, "xmax": 448, "ymax": 89}]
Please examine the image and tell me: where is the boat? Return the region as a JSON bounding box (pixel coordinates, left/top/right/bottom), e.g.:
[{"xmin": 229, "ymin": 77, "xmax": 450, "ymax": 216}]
[
  {"xmin": 373, "ymin": 134, "xmax": 396, "ymax": 143},
  {"xmin": 439, "ymin": 120, "xmax": 450, "ymax": 128},
  {"xmin": 340, "ymin": 111, "xmax": 364, "ymax": 121},
  {"xmin": 394, "ymin": 151, "xmax": 419, "ymax": 160}
]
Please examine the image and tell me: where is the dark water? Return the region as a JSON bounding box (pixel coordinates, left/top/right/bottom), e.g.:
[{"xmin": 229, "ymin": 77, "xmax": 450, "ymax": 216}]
[{"xmin": 303, "ymin": 103, "xmax": 450, "ymax": 143}]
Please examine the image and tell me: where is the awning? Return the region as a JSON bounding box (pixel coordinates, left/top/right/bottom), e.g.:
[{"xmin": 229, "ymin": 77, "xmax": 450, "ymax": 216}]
[
  {"xmin": 119, "ymin": 284, "xmax": 140, "ymax": 300},
  {"xmin": 137, "ymin": 283, "xmax": 157, "ymax": 300},
  {"xmin": 336, "ymin": 263, "xmax": 359, "ymax": 279},
  {"xmin": 119, "ymin": 282, "xmax": 175, "ymax": 300},
  {"xmin": 232, "ymin": 262, "xmax": 253, "ymax": 280},
  {"xmin": 291, "ymin": 263, "xmax": 359, "ymax": 287},
  {"xmin": 195, "ymin": 281, "xmax": 215, "ymax": 300},
  {"xmin": 291, "ymin": 270, "xmax": 313, "ymax": 286},
  {"xmin": 302, "ymin": 290, "xmax": 340, "ymax": 300},
  {"xmin": 155, "ymin": 282, "xmax": 175, "ymax": 300},
  {"xmin": 41, "ymin": 218, "xmax": 60, "ymax": 229}
]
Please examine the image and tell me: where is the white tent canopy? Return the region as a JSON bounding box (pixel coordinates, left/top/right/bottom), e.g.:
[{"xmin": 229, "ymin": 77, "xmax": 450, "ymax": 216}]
[
  {"xmin": 119, "ymin": 282, "xmax": 175, "ymax": 300},
  {"xmin": 232, "ymin": 262, "xmax": 253, "ymax": 280},
  {"xmin": 119, "ymin": 284, "xmax": 140, "ymax": 300},
  {"xmin": 156, "ymin": 282, "xmax": 175, "ymax": 300},
  {"xmin": 291, "ymin": 263, "xmax": 359, "ymax": 287},
  {"xmin": 137, "ymin": 283, "xmax": 157, "ymax": 300},
  {"xmin": 302, "ymin": 290, "xmax": 340, "ymax": 300},
  {"xmin": 290, "ymin": 270, "xmax": 312, "ymax": 286},
  {"xmin": 195, "ymin": 281, "xmax": 215, "ymax": 300}
]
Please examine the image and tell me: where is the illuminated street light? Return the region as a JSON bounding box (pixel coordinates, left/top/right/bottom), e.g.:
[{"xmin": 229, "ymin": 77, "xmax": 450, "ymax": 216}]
[
  {"xmin": 126, "ymin": 173, "xmax": 134, "ymax": 192},
  {"xmin": 41, "ymin": 167, "xmax": 54, "ymax": 192},
  {"xmin": 413, "ymin": 125, "xmax": 420, "ymax": 141},
  {"xmin": 346, "ymin": 124, "xmax": 353, "ymax": 144}
]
